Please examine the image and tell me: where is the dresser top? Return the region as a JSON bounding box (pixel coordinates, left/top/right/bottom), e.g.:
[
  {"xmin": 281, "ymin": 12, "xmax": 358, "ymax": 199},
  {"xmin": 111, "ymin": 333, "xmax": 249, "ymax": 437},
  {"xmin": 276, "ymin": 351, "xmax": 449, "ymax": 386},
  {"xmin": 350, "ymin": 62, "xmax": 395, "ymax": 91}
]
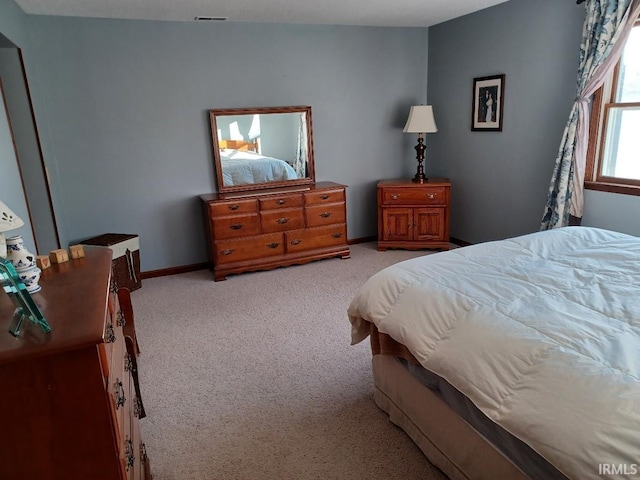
[
  {"xmin": 200, "ymin": 181, "xmax": 346, "ymax": 203},
  {"xmin": 0, "ymin": 247, "xmax": 112, "ymax": 365},
  {"xmin": 378, "ymin": 178, "xmax": 451, "ymax": 186}
]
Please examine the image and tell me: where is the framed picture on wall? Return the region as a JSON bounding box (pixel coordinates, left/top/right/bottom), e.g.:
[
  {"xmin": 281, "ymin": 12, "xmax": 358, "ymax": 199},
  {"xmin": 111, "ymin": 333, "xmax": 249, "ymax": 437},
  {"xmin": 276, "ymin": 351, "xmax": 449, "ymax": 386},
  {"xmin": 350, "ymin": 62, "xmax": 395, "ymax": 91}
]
[{"xmin": 471, "ymin": 74, "xmax": 505, "ymax": 131}]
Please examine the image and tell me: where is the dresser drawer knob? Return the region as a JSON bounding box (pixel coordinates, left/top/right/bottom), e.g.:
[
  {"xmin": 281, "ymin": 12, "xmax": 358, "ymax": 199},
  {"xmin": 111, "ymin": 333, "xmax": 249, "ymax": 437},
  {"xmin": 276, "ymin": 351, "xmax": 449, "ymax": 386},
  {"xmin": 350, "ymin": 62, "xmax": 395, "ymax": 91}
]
[
  {"xmin": 320, "ymin": 194, "xmax": 330, "ymax": 200},
  {"xmin": 331, "ymin": 232, "xmax": 343, "ymax": 239},
  {"xmin": 125, "ymin": 437, "xmax": 135, "ymax": 470},
  {"xmin": 391, "ymin": 193, "xmax": 399, "ymax": 200},
  {"xmin": 427, "ymin": 193, "xmax": 437, "ymax": 199},
  {"xmin": 134, "ymin": 396, "xmax": 142, "ymax": 418},
  {"xmin": 220, "ymin": 249, "xmax": 234, "ymax": 256},
  {"xmin": 140, "ymin": 442, "xmax": 148, "ymax": 462},
  {"xmin": 266, "ymin": 242, "xmax": 280, "ymax": 249},
  {"xmin": 124, "ymin": 353, "xmax": 132, "ymax": 373},
  {"xmin": 114, "ymin": 379, "xmax": 126, "ymax": 408},
  {"xmin": 320, "ymin": 212, "xmax": 332, "ymax": 218},
  {"xmin": 117, "ymin": 310, "xmax": 126, "ymax": 327},
  {"xmin": 276, "ymin": 218, "xmax": 289, "ymax": 224},
  {"xmin": 105, "ymin": 323, "xmax": 116, "ymax": 343},
  {"xmin": 229, "ymin": 204, "xmax": 240, "ymax": 211},
  {"xmin": 277, "ymin": 199, "xmax": 286, "ymax": 205},
  {"xmin": 230, "ymin": 223, "xmax": 244, "ymax": 230},
  {"xmin": 291, "ymin": 239, "xmax": 301, "ymax": 245}
]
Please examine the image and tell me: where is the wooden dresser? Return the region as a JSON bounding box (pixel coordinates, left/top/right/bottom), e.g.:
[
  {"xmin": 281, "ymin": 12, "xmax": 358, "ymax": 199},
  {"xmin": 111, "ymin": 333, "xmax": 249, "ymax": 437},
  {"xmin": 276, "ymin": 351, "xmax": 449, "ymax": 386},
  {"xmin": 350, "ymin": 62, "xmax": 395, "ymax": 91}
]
[
  {"xmin": 201, "ymin": 181, "xmax": 350, "ymax": 281},
  {"xmin": 0, "ymin": 248, "xmax": 151, "ymax": 480},
  {"xmin": 377, "ymin": 178, "xmax": 451, "ymax": 251}
]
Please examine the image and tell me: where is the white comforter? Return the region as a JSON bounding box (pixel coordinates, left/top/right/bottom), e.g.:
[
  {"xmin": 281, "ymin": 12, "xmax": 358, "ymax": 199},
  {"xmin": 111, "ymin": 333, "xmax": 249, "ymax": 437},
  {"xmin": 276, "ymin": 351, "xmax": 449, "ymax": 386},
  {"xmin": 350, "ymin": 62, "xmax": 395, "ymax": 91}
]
[
  {"xmin": 221, "ymin": 149, "xmax": 298, "ymax": 186},
  {"xmin": 348, "ymin": 227, "xmax": 640, "ymax": 480}
]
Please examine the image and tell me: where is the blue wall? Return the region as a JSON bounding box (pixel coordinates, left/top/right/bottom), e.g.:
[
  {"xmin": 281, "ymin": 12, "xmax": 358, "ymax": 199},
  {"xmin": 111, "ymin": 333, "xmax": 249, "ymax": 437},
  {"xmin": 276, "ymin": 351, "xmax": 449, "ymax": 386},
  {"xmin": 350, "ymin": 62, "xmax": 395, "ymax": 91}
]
[{"xmin": 22, "ymin": 17, "xmax": 427, "ymax": 271}]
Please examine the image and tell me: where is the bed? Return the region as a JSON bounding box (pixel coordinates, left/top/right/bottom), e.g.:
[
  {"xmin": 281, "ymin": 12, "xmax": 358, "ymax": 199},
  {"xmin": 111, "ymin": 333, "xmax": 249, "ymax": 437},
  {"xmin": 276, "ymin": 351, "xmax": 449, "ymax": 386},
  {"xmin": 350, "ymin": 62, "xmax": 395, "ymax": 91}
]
[
  {"xmin": 220, "ymin": 148, "xmax": 298, "ymax": 187},
  {"xmin": 348, "ymin": 227, "xmax": 640, "ymax": 480}
]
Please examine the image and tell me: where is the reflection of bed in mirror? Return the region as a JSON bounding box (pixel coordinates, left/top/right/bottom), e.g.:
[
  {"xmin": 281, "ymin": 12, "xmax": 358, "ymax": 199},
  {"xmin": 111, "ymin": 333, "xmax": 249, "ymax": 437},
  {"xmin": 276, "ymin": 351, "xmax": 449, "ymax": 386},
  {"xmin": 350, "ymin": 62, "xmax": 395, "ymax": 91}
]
[
  {"xmin": 349, "ymin": 227, "xmax": 640, "ymax": 480},
  {"xmin": 220, "ymin": 149, "xmax": 299, "ymax": 187}
]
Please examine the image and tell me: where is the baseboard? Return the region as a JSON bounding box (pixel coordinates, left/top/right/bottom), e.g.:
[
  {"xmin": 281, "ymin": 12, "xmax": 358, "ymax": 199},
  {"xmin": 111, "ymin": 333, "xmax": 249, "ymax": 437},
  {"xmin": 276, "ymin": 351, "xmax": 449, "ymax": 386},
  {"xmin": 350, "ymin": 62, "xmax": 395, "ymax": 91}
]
[
  {"xmin": 140, "ymin": 236, "xmax": 471, "ymax": 280},
  {"xmin": 141, "ymin": 262, "xmax": 208, "ymax": 279}
]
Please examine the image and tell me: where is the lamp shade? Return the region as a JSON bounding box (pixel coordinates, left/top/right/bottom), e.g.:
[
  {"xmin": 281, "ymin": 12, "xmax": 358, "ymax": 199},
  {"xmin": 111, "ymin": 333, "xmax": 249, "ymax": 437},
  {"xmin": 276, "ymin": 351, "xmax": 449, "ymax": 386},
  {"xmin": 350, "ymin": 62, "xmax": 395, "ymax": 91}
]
[
  {"xmin": 403, "ymin": 105, "xmax": 438, "ymax": 134},
  {"xmin": 0, "ymin": 200, "xmax": 24, "ymax": 233}
]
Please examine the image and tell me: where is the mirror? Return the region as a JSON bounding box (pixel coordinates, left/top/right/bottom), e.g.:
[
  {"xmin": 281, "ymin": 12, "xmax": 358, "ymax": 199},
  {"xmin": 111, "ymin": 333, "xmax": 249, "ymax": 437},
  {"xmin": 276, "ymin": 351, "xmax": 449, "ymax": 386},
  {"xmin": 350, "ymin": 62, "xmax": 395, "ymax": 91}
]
[{"xmin": 209, "ymin": 106, "xmax": 315, "ymax": 194}]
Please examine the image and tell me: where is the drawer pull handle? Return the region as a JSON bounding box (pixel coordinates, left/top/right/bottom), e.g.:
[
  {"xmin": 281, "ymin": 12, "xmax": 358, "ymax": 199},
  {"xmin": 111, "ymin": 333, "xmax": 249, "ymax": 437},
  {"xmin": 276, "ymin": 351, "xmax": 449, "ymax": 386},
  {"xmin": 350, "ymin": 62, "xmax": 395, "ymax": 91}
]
[
  {"xmin": 320, "ymin": 194, "xmax": 330, "ymax": 200},
  {"xmin": 221, "ymin": 249, "xmax": 234, "ymax": 256},
  {"xmin": 277, "ymin": 199, "xmax": 286, "ymax": 205},
  {"xmin": 331, "ymin": 233, "xmax": 343, "ymax": 239},
  {"xmin": 427, "ymin": 193, "xmax": 437, "ymax": 199},
  {"xmin": 276, "ymin": 218, "xmax": 289, "ymax": 224},
  {"xmin": 320, "ymin": 212, "xmax": 332, "ymax": 218},
  {"xmin": 291, "ymin": 239, "xmax": 301, "ymax": 245},
  {"xmin": 125, "ymin": 438, "xmax": 135, "ymax": 470},
  {"xmin": 114, "ymin": 379, "xmax": 126, "ymax": 408},
  {"xmin": 267, "ymin": 242, "xmax": 280, "ymax": 249},
  {"xmin": 230, "ymin": 223, "xmax": 243, "ymax": 230},
  {"xmin": 105, "ymin": 323, "xmax": 116, "ymax": 343},
  {"xmin": 391, "ymin": 193, "xmax": 399, "ymax": 200},
  {"xmin": 134, "ymin": 396, "xmax": 142, "ymax": 418},
  {"xmin": 117, "ymin": 310, "xmax": 126, "ymax": 327},
  {"xmin": 124, "ymin": 353, "xmax": 132, "ymax": 373},
  {"xmin": 141, "ymin": 442, "xmax": 148, "ymax": 462},
  {"xmin": 229, "ymin": 204, "xmax": 240, "ymax": 211}
]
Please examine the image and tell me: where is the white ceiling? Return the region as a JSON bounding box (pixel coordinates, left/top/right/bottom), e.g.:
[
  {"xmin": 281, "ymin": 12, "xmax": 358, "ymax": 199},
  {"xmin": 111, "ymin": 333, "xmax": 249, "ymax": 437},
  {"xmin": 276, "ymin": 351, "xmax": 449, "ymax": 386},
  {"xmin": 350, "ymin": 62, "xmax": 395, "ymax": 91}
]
[{"xmin": 14, "ymin": 0, "xmax": 510, "ymax": 28}]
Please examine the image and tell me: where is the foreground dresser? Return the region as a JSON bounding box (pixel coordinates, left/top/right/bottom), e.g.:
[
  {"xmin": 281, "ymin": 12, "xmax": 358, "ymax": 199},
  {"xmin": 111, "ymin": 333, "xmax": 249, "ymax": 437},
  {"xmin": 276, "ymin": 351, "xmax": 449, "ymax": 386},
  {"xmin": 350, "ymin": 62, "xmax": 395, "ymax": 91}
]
[
  {"xmin": 0, "ymin": 248, "xmax": 151, "ymax": 480},
  {"xmin": 201, "ymin": 182, "xmax": 350, "ymax": 281}
]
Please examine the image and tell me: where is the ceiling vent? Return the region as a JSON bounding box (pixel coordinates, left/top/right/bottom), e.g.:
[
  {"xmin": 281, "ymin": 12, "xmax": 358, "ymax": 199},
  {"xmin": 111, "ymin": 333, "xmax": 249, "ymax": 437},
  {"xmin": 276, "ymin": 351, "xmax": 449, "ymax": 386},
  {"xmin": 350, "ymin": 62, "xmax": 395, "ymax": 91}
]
[{"xmin": 194, "ymin": 16, "xmax": 227, "ymax": 21}]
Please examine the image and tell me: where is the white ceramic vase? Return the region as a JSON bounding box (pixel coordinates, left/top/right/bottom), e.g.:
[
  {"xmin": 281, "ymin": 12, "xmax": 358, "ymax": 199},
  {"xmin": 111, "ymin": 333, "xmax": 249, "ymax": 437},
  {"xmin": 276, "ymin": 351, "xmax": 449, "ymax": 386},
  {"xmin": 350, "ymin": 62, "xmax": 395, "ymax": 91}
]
[{"xmin": 5, "ymin": 235, "xmax": 42, "ymax": 293}]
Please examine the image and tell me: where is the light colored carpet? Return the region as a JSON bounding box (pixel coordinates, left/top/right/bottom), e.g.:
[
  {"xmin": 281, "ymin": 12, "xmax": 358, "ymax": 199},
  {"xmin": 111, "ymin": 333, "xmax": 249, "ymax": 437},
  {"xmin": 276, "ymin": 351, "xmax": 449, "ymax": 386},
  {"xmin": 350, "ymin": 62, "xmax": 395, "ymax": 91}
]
[{"xmin": 132, "ymin": 242, "xmax": 449, "ymax": 480}]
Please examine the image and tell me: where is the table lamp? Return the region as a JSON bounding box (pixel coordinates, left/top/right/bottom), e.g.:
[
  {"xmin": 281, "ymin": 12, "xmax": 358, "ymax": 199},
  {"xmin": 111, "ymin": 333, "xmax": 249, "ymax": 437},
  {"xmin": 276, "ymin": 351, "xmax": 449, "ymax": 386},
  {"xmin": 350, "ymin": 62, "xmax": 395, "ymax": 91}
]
[
  {"xmin": 0, "ymin": 200, "xmax": 24, "ymax": 258},
  {"xmin": 403, "ymin": 105, "xmax": 438, "ymax": 183}
]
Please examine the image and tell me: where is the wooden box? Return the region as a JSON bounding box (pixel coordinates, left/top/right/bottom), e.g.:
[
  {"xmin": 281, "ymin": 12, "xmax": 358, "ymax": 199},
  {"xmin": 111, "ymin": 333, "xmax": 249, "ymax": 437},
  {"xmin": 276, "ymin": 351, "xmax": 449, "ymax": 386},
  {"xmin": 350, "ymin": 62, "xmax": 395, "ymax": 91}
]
[{"xmin": 81, "ymin": 233, "xmax": 141, "ymax": 291}]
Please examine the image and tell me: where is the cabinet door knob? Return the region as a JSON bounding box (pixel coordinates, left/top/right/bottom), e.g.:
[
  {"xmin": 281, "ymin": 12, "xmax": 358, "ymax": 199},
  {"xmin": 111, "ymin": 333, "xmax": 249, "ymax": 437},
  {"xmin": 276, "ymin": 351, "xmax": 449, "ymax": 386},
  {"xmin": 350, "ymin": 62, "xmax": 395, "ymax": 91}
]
[
  {"xmin": 276, "ymin": 218, "xmax": 289, "ymax": 224},
  {"xmin": 391, "ymin": 193, "xmax": 399, "ymax": 200},
  {"xmin": 427, "ymin": 193, "xmax": 436, "ymax": 199}
]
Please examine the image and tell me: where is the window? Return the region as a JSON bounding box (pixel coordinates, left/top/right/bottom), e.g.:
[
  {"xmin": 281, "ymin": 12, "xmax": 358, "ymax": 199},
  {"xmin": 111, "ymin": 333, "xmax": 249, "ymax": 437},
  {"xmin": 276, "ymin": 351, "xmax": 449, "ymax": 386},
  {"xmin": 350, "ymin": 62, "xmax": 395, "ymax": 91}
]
[{"xmin": 586, "ymin": 21, "xmax": 640, "ymax": 195}]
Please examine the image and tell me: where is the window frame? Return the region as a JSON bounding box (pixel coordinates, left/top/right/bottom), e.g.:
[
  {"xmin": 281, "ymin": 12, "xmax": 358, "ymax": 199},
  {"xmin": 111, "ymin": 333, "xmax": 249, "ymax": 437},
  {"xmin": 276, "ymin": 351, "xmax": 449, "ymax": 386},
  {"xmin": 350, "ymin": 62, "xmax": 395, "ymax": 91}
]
[{"xmin": 585, "ymin": 20, "xmax": 640, "ymax": 196}]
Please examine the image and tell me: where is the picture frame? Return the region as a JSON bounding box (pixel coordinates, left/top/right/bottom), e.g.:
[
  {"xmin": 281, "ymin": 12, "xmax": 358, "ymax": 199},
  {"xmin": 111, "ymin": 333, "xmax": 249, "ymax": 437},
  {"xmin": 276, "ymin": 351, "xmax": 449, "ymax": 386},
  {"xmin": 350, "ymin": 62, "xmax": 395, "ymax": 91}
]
[{"xmin": 471, "ymin": 74, "xmax": 505, "ymax": 132}]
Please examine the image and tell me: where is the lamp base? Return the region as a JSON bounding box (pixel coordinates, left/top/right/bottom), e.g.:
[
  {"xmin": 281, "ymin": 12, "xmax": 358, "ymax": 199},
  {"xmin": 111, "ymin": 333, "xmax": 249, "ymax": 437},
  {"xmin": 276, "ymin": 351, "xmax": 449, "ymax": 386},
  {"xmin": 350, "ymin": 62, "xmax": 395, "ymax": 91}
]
[
  {"xmin": 412, "ymin": 174, "xmax": 427, "ymax": 183},
  {"xmin": 412, "ymin": 134, "xmax": 427, "ymax": 184}
]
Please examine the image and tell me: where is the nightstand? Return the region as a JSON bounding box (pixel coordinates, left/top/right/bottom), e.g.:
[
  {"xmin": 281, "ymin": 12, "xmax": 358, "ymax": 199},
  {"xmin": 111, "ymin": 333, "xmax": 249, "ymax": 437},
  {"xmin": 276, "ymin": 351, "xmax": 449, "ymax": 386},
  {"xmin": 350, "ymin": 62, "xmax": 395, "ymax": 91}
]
[{"xmin": 377, "ymin": 178, "xmax": 451, "ymax": 251}]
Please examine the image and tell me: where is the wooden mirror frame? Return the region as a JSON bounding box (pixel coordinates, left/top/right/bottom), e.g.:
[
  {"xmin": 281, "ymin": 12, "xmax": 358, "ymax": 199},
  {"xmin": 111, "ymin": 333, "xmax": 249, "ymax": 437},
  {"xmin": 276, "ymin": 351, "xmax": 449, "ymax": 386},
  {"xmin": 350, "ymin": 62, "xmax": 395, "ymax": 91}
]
[{"xmin": 209, "ymin": 105, "xmax": 315, "ymax": 194}]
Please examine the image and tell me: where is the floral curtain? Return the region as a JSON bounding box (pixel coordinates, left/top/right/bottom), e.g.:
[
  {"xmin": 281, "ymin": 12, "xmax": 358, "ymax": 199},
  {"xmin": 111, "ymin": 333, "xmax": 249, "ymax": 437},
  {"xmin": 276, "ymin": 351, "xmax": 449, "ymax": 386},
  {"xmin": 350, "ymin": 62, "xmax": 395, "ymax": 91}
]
[
  {"xmin": 540, "ymin": 0, "xmax": 640, "ymax": 230},
  {"xmin": 293, "ymin": 114, "xmax": 308, "ymax": 177}
]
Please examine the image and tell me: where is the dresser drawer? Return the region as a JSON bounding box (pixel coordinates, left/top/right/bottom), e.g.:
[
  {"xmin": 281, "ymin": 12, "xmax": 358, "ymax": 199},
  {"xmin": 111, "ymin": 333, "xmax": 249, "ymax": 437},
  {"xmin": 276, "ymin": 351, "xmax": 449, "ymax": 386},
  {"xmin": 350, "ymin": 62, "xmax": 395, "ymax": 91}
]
[
  {"xmin": 259, "ymin": 193, "xmax": 303, "ymax": 210},
  {"xmin": 286, "ymin": 225, "xmax": 347, "ymax": 253},
  {"xmin": 260, "ymin": 208, "xmax": 304, "ymax": 233},
  {"xmin": 209, "ymin": 198, "xmax": 258, "ymax": 216},
  {"xmin": 305, "ymin": 203, "xmax": 346, "ymax": 227},
  {"xmin": 215, "ymin": 233, "xmax": 285, "ymax": 264},
  {"xmin": 212, "ymin": 214, "xmax": 260, "ymax": 239},
  {"xmin": 381, "ymin": 186, "xmax": 447, "ymax": 206},
  {"xmin": 305, "ymin": 188, "xmax": 345, "ymax": 205}
]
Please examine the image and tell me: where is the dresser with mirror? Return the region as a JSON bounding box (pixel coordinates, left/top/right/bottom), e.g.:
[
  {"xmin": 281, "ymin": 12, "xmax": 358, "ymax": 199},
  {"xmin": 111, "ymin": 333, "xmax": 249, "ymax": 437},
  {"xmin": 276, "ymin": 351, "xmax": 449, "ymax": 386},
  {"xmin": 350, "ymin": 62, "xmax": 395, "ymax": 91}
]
[{"xmin": 200, "ymin": 106, "xmax": 350, "ymax": 281}]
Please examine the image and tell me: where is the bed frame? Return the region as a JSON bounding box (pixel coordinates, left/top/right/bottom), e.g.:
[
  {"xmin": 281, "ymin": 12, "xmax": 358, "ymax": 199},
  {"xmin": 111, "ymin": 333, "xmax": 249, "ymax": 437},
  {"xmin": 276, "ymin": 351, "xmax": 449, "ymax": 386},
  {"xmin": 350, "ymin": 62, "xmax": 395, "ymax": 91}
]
[{"xmin": 370, "ymin": 326, "xmax": 529, "ymax": 480}]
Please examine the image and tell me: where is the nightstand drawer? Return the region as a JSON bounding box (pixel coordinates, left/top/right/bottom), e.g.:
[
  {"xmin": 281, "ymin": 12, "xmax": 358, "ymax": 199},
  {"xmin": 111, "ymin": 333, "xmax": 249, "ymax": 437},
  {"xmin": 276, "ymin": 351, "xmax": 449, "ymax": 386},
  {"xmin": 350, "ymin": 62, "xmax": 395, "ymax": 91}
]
[{"xmin": 381, "ymin": 186, "xmax": 447, "ymax": 206}]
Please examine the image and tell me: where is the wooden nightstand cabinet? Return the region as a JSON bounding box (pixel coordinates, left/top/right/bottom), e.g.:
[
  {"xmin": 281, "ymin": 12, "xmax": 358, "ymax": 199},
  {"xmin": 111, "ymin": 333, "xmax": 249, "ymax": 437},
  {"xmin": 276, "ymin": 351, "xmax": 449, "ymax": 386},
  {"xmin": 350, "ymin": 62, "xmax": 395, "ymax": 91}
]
[{"xmin": 377, "ymin": 178, "xmax": 451, "ymax": 251}]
